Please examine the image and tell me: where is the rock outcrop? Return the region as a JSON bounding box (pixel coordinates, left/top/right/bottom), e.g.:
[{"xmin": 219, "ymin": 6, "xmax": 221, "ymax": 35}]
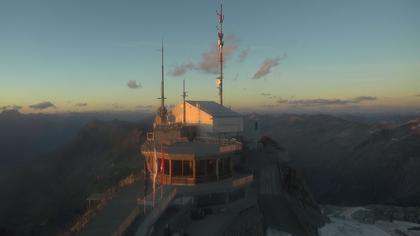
[{"xmin": 246, "ymin": 136, "xmax": 327, "ymax": 236}]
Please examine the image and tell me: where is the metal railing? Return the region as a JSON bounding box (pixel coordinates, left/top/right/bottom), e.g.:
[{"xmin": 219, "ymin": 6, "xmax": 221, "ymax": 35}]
[
  {"xmin": 112, "ymin": 186, "xmax": 176, "ymax": 236},
  {"xmin": 135, "ymin": 186, "xmax": 177, "ymax": 236}
]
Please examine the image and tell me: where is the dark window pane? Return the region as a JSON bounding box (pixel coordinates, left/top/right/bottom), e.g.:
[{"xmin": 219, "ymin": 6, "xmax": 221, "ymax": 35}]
[
  {"xmin": 197, "ymin": 160, "xmax": 206, "ymax": 176},
  {"xmin": 172, "ymin": 160, "xmax": 182, "ymax": 176},
  {"xmin": 164, "ymin": 159, "xmax": 170, "ymax": 175},
  {"xmin": 207, "ymin": 160, "xmax": 216, "ymax": 177},
  {"xmin": 183, "ymin": 160, "xmax": 193, "ymax": 177},
  {"xmin": 223, "ymin": 158, "xmax": 230, "ymax": 175},
  {"xmin": 218, "ymin": 159, "xmax": 223, "ymax": 176}
]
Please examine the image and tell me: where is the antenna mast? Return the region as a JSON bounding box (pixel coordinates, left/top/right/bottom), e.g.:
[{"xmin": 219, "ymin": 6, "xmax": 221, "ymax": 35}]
[
  {"xmin": 182, "ymin": 79, "xmax": 188, "ymax": 123},
  {"xmin": 161, "ymin": 40, "xmax": 165, "ymax": 109},
  {"xmin": 157, "ymin": 40, "xmax": 167, "ymax": 123},
  {"xmin": 217, "ymin": 2, "xmax": 224, "ymax": 106}
]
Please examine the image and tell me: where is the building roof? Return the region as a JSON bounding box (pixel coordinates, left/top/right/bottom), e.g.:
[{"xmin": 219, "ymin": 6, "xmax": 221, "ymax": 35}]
[{"xmin": 186, "ymin": 101, "xmax": 240, "ymax": 117}]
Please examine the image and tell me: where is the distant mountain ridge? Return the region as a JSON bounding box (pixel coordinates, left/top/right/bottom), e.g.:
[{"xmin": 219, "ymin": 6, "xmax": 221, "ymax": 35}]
[
  {"xmin": 0, "ymin": 110, "xmax": 153, "ymax": 168},
  {"xmin": 0, "ymin": 110, "xmax": 86, "ymax": 169},
  {"xmin": 260, "ymin": 114, "xmax": 420, "ymax": 206}
]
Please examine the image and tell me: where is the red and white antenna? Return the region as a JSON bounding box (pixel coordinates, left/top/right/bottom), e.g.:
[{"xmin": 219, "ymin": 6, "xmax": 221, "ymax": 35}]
[{"xmin": 216, "ymin": 1, "xmax": 224, "ymax": 106}]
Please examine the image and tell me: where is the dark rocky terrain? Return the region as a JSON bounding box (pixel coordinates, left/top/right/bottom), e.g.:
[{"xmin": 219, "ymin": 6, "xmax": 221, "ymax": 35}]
[
  {"xmin": 260, "ymin": 114, "xmax": 420, "ymax": 206},
  {"xmin": 247, "ymin": 137, "xmax": 327, "ymax": 235},
  {"xmin": 1, "ymin": 111, "xmax": 419, "ymax": 235},
  {"xmin": 0, "ymin": 119, "xmax": 147, "ymax": 236}
]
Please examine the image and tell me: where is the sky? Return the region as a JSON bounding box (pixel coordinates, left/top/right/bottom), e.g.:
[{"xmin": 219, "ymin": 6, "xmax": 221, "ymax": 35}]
[{"xmin": 1, "ymin": 0, "xmax": 419, "ymax": 114}]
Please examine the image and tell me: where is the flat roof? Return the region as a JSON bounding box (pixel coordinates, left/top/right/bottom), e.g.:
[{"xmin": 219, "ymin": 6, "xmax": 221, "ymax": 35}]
[{"xmin": 187, "ymin": 101, "xmax": 240, "ymax": 117}]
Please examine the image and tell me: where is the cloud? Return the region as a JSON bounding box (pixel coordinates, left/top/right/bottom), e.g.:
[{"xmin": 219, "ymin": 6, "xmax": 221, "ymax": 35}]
[
  {"xmin": 136, "ymin": 105, "xmax": 154, "ymax": 110},
  {"xmin": 1, "ymin": 105, "xmax": 22, "ymax": 111},
  {"xmin": 170, "ymin": 63, "xmax": 195, "ymax": 77},
  {"xmin": 260, "ymin": 93, "xmax": 272, "ymax": 96},
  {"xmin": 197, "ymin": 36, "xmax": 238, "ymax": 74},
  {"xmin": 29, "ymin": 101, "xmax": 56, "ymax": 110},
  {"xmin": 169, "ymin": 36, "xmax": 238, "ymax": 76},
  {"xmin": 263, "ymin": 96, "xmax": 378, "ymax": 109},
  {"xmin": 287, "ymin": 96, "xmax": 377, "ymax": 106},
  {"xmin": 276, "ymin": 98, "xmax": 288, "ymax": 104},
  {"xmin": 252, "ymin": 54, "xmax": 287, "ymax": 80},
  {"xmin": 237, "ymin": 48, "xmax": 250, "ymax": 63},
  {"xmin": 112, "ymin": 103, "xmax": 124, "ymax": 109},
  {"xmin": 262, "ymin": 104, "xmax": 276, "ymax": 108},
  {"xmin": 288, "ymin": 99, "xmax": 349, "ymax": 106},
  {"xmin": 75, "ymin": 103, "xmax": 88, "ymax": 107},
  {"xmin": 127, "ymin": 80, "xmax": 142, "ymax": 89},
  {"xmin": 352, "ymin": 96, "xmax": 377, "ymax": 102}
]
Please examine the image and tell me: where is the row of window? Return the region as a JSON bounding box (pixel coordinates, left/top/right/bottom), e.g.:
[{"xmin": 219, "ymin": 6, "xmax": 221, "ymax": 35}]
[{"xmin": 157, "ymin": 158, "xmax": 231, "ymax": 177}]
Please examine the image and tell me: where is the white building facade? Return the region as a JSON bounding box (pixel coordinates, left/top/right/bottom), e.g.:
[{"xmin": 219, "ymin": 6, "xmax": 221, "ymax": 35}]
[{"xmin": 171, "ymin": 101, "xmax": 243, "ymax": 137}]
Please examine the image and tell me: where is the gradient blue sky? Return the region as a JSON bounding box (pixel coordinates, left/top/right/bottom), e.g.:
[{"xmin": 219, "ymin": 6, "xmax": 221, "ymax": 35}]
[{"xmin": 1, "ymin": 0, "xmax": 419, "ymax": 113}]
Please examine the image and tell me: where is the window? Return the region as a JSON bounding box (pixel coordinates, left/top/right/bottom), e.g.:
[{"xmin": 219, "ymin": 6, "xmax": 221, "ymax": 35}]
[
  {"xmin": 223, "ymin": 158, "xmax": 230, "ymax": 175},
  {"xmin": 218, "ymin": 159, "xmax": 223, "ymax": 176},
  {"xmin": 164, "ymin": 159, "xmax": 170, "ymax": 175},
  {"xmin": 207, "ymin": 160, "xmax": 216, "ymax": 177},
  {"xmin": 172, "ymin": 160, "xmax": 182, "ymax": 176},
  {"xmin": 197, "ymin": 160, "xmax": 206, "ymax": 176},
  {"xmin": 182, "ymin": 160, "xmax": 193, "ymax": 177}
]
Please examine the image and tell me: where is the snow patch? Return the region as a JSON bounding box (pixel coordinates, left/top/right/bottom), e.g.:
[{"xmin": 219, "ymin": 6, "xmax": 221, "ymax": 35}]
[
  {"xmin": 319, "ymin": 217, "xmax": 391, "ymax": 236},
  {"xmin": 321, "ymin": 206, "xmax": 420, "ymax": 236},
  {"xmin": 339, "ymin": 207, "xmax": 369, "ymax": 220}
]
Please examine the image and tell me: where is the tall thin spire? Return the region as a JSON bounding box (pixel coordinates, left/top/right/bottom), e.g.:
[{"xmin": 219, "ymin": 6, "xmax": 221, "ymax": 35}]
[
  {"xmin": 157, "ymin": 39, "xmax": 167, "ymax": 124},
  {"xmin": 182, "ymin": 79, "xmax": 188, "ymax": 123},
  {"xmin": 161, "ymin": 40, "xmax": 165, "ymax": 109},
  {"xmin": 216, "ymin": 2, "xmax": 224, "ymax": 106}
]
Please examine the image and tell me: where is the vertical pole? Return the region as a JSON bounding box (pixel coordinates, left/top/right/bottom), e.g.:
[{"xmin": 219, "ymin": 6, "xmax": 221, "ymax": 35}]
[
  {"xmin": 143, "ymin": 159, "xmax": 147, "ymax": 214},
  {"xmin": 153, "ymin": 146, "xmax": 157, "ymax": 208},
  {"xmin": 217, "ymin": 3, "xmax": 224, "ymax": 106},
  {"xmin": 169, "ymin": 159, "xmax": 172, "ymax": 184},
  {"xmin": 161, "ymin": 40, "xmax": 165, "ymax": 109},
  {"xmin": 160, "ymin": 144, "xmax": 164, "ymax": 199},
  {"xmin": 158, "ymin": 40, "xmax": 166, "ymax": 123},
  {"xmin": 182, "ymin": 79, "xmax": 186, "ymax": 124}
]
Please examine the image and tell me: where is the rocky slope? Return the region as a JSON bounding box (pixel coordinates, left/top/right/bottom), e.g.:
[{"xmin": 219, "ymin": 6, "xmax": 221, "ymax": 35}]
[
  {"xmin": 0, "ymin": 120, "xmax": 147, "ymax": 236},
  {"xmin": 246, "ymin": 137, "xmax": 327, "ymax": 235},
  {"xmin": 260, "ymin": 114, "xmax": 420, "ymax": 206}
]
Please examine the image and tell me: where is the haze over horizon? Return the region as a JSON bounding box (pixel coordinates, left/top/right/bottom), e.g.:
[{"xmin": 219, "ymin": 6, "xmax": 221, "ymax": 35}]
[{"xmin": 1, "ymin": 0, "xmax": 419, "ymax": 114}]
